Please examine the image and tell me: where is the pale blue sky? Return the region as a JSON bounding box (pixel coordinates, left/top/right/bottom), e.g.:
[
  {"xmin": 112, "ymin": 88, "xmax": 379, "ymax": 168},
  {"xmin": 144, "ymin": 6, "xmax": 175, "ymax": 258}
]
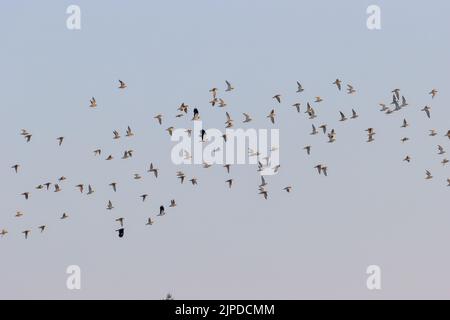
[{"xmin": 1, "ymin": 0, "xmax": 450, "ymax": 299}]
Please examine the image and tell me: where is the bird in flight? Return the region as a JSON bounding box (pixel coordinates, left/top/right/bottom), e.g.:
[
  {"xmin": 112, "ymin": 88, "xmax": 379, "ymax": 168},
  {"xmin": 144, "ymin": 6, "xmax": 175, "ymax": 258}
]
[
  {"xmin": 339, "ymin": 111, "xmax": 347, "ymax": 122},
  {"xmin": 89, "ymin": 97, "xmax": 97, "ymax": 108},
  {"xmin": 296, "ymin": 81, "xmax": 304, "ymax": 93},
  {"xmin": 226, "ymin": 179, "xmax": 233, "ymax": 188},
  {"xmin": 292, "ymin": 103, "xmax": 301, "ymax": 113},
  {"xmin": 116, "ymin": 218, "xmax": 124, "ymax": 227},
  {"xmin": 273, "ymin": 94, "xmax": 281, "ymax": 103},
  {"xmin": 303, "ymin": 145, "xmax": 312, "ymax": 155},
  {"xmin": 116, "ymin": 228, "xmax": 125, "ymax": 238},
  {"xmin": 218, "ymin": 98, "xmax": 227, "ymax": 108},
  {"xmin": 118, "ymin": 80, "xmax": 127, "ymax": 89},
  {"xmin": 169, "ymin": 199, "xmax": 177, "ymax": 208},
  {"xmin": 87, "ymin": 185, "xmax": 94, "ymax": 195},
  {"xmin": 225, "ymin": 80, "xmax": 234, "ymax": 92},
  {"xmin": 158, "ymin": 205, "xmax": 166, "ymax": 216},
  {"xmin": 333, "ymin": 79, "xmax": 342, "ymax": 91},
  {"xmin": 401, "ymin": 118, "xmax": 409, "ymax": 128},
  {"xmin": 148, "ymin": 163, "xmax": 159, "ymax": 178},
  {"xmin": 11, "ymin": 164, "xmax": 19, "ymax": 173},
  {"xmin": 107, "ymin": 200, "xmax": 114, "ymax": 210},
  {"xmin": 347, "ymin": 84, "xmax": 356, "ymax": 94},
  {"xmin": 242, "ymin": 113, "xmax": 252, "ymax": 123},
  {"xmin": 154, "ymin": 114, "xmax": 163, "ymax": 125},
  {"xmin": 22, "ymin": 230, "xmax": 31, "ymax": 239},
  {"xmin": 0, "ymin": 229, "xmax": 8, "ymax": 237},
  {"xmin": 267, "ymin": 109, "xmax": 276, "ymax": 124},
  {"xmin": 75, "ymin": 184, "xmax": 84, "ymax": 193},
  {"xmin": 314, "ymin": 96, "xmax": 323, "ymax": 103},
  {"xmin": 429, "ymin": 89, "xmax": 438, "ymax": 99},
  {"xmin": 126, "ymin": 126, "xmax": 134, "ymax": 137},
  {"xmin": 421, "ymin": 106, "xmax": 431, "ymax": 119}
]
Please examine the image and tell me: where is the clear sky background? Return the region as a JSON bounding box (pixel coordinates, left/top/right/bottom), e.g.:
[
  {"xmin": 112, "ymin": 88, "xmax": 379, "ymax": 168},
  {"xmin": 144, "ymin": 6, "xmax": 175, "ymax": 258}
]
[{"xmin": 0, "ymin": 0, "xmax": 450, "ymax": 299}]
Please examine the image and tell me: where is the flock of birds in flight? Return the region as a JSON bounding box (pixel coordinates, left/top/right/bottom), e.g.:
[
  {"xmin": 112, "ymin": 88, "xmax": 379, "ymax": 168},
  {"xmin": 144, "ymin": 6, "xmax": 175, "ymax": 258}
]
[{"xmin": 2, "ymin": 78, "xmax": 449, "ymax": 240}]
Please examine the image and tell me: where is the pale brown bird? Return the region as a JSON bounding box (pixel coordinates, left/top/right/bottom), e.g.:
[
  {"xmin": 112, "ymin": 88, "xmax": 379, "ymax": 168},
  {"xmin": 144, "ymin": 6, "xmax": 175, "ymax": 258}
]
[
  {"xmin": 429, "ymin": 89, "xmax": 438, "ymax": 99},
  {"xmin": 314, "ymin": 96, "xmax": 323, "ymax": 103},
  {"xmin": 333, "ymin": 79, "xmax": 342, "ymax": 91},
  {"xmin": 118, "ymin": 80, "xmax": 127, "ymax": 89},
  {"xmin": 126, "ymin": 126, "xmax": 134, "ymax": 137},
  {"xmin": 75, "ymin": 184, "xmax": 84, "ymax": 193},
  {"xmin": 89, "ymin": 97, "xmax": 97, "ymax": 108},
  {"xmin": 209, "ymin": 87, "xmax": 218, "ymax": 99}
]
